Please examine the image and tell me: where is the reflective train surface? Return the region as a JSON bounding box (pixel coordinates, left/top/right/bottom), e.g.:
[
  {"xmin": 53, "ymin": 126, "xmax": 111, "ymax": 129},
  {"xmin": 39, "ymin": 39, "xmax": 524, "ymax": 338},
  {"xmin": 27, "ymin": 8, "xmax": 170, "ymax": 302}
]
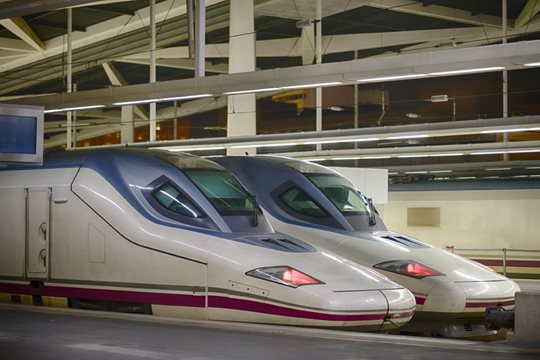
[
  {"xmin": 0, "ymin": 149, "xmax": 415, "ymax": 331},
  {"xmin": 216, "ymin": 156, "xmax": 520, "ymax": 338}
]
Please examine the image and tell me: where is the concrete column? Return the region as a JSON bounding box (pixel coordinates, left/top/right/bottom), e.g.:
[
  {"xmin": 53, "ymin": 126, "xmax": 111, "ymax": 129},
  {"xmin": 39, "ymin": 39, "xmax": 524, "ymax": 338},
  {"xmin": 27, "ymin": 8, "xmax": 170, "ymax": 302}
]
[
  {"xmin": 315, "ymin": 0, "xmax": 322, "ymax": 151},
  {"xmin": 121, "ymin": 105, "xmax": 134, "ymax": 144},
  {"xmin": 66, "ymin": 8, "xmax": 73, "ymax": 149},
  {"xmin": 227, "ymin": 0, "xmax": 256, "ymax": 155},
  {"xmin": 149, "ymin": 0, "xmax": 157, "ymax": 142},
  {"xmin": 195, "ymin": 0, "xmax": 205, "ymax": 78}
]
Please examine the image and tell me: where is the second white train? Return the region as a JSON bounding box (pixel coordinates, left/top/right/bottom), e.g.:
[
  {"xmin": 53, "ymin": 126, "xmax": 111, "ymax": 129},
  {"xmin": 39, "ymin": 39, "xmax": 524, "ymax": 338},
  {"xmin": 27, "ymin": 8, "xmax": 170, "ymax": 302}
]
[{"xmin": 216, "ymin": 156, "xmax": 520, "ymax": 338}]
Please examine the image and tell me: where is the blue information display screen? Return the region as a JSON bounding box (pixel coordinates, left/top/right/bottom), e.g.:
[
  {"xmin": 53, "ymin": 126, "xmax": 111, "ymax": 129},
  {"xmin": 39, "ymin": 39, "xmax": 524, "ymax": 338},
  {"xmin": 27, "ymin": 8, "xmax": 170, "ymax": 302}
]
[{"xmin": 0, "ymin": 115, "xmax": 37, "ymax": 154}]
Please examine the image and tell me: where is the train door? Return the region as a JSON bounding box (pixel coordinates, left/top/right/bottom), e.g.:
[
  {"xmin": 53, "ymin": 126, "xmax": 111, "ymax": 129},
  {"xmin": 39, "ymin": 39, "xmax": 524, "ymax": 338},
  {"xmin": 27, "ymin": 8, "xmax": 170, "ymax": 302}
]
[{"xmin": 26, "ymin": 187, "xmax": 51, "ymax": 280}]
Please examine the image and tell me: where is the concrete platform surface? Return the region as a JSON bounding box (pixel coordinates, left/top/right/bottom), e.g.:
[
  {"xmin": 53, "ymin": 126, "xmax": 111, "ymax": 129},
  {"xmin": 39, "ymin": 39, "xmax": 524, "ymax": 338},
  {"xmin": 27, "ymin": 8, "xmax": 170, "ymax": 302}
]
[{"xmin": 0, "ymin": 304, "xmax": 538, "ymax": 360}]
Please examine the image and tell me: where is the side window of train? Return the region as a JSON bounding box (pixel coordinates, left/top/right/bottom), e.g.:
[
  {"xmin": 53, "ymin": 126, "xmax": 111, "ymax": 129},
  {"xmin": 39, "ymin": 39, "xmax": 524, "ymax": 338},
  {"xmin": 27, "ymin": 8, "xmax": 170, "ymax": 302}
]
[
  {"xmin": 143, "ymin": 177, "xmax": 220, "ymax": 231},
  {"xmin": 270, "ymin": 181, "xmax": 345, "ymax": 229},
  {"xmin": 153, "ymin": 182, "xmax": 204, "ymax": 218},
  {"xmin": 280, "ymin": 187, "xmax": 328, "ymax": 218}
]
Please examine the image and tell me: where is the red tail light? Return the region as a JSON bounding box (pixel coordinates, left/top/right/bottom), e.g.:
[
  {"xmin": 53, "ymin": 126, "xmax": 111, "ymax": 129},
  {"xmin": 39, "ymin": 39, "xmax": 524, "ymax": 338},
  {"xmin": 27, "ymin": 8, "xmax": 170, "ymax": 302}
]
[
  {"xmin": 374, "ymin": 260, "xmax": 444, "ymax": 279},
  {"xmin": 247, "ymin": 266, "xmax": 323, "ymax": 287}
]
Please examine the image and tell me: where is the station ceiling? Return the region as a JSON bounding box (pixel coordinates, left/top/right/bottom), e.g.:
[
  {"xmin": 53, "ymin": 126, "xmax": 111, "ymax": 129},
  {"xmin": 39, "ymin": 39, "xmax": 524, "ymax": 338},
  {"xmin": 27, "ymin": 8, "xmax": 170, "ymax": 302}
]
[{"xmin": 1, "ymin": 0, "xmax": 539, "ymax": 183}]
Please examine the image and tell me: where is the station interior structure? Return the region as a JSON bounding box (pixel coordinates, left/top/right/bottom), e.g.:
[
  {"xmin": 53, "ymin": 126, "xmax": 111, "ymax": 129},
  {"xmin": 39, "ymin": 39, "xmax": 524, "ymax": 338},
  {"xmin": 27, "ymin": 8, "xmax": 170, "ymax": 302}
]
[
  {"xmin": 2, "ymin": 0, "xmax": 540, "ymax": 267},
  {"xmin": 1, "ymin": 0, "xmax": 540, "ymax": 358}
]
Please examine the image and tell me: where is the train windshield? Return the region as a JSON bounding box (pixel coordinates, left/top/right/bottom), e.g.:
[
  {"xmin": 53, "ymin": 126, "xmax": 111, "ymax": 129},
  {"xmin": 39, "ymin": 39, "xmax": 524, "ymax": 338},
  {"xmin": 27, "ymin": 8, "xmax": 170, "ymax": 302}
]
[
  {"xmin": 307, "ymin": 174, "xmax": 371, "ymax": 214},
  {"xmin": 183, "ymin": 169, "xmax": 256, "ymax": 215},
  {"xmin": 284, "ymin": 160, "xmax": 372, "ymax": 214}
]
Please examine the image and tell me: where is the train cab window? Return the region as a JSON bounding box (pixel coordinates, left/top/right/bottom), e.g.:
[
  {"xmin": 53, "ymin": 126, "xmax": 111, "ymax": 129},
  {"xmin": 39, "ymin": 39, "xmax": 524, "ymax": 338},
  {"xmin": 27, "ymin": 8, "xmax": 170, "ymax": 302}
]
[
  {"xmin": 153, "ymin": 182, "xmax": 204, "ymax": 218},
  {"xmin": 308, "ymin": 175, "xmax": 370, "ymax": 214},
  {"xmin": 183, "ymin": 169, "xmax": 256, "ymax": 215},
  {"xmin": 280, "ymin": 187, "xmax": 329, "ymax": 218}
]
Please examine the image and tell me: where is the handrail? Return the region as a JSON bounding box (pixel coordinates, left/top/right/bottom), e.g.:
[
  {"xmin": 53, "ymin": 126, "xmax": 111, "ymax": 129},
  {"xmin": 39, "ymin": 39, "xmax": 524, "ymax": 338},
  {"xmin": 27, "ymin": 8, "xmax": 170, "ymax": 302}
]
[{"xmin": 445, "ymin": 247, "xmax": 540, "ymax": 276}]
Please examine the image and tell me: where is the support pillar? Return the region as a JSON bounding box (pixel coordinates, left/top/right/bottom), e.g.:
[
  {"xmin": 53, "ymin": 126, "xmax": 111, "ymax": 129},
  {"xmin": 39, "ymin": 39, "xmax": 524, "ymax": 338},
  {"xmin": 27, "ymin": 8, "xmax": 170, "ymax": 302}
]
[
  {"xmin": 121, "ymin": 106, "xmax": 134, "ymax": 144},
  {"xmin": 315, "ymin": 0, "xmax": 322, "ymax": 151},
  {"xmin": 149, "ymin": 0, "xmax": 157, "ymax": 142},
  {"xmin": 66, "ymin": 8, "xmax": 73, "ymax": 149},
  {"xmin": 502, "ymin": 0, "xmax": 509, "ymax": 161},
  {"xmin": 227, "ymin": 0, "xmax": 256, "ymax": 155}
]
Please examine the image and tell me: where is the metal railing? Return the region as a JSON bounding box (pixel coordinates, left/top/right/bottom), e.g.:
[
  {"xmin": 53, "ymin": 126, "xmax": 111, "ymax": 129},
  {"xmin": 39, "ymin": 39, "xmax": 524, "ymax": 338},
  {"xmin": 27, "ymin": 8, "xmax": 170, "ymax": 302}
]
[{"xmin": 444, "ymin": 247, "xmax": 540, "ymax": 277}]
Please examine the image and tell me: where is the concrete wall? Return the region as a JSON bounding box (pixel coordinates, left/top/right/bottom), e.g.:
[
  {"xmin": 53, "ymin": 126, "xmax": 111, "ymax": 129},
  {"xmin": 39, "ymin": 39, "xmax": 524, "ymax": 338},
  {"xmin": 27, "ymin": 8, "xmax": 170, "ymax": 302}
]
[
  {"xmin": 514, "ymin": 291, "xmax": 540, "ymax": 340},
  {"xmin": 382, "ymin": 189, "xmax": 540, "ymax": 250}
]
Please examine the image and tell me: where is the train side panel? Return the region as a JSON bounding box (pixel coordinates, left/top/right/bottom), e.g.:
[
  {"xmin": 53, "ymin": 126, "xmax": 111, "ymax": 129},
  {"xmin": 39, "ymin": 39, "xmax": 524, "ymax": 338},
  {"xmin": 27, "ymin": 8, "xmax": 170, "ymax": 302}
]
[
  {"xmin": 0, "ymin": 168, "xmax": 209, "ymax": 319},
  {"xmin": 0, "ymin": 187, "xmax": 25, "ymax": 280}
]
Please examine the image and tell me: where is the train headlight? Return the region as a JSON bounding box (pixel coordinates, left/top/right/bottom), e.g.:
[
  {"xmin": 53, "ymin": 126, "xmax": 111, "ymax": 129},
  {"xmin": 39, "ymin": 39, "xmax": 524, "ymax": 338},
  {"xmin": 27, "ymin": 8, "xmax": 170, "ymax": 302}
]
[
  {"xmin": 374, "ymin": 260, "xmax": 444, "ymax": 279},
  {"xmin": 246, "ymin": 266, "xmax": 324, "ymax": 288}
]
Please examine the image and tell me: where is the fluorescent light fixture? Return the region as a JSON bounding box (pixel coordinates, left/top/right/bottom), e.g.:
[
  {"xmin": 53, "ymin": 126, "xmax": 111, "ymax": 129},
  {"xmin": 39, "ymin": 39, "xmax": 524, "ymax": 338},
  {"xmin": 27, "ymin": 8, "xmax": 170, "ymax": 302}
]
[
  {"xmin": 470, "ymin": 151, "xmax": 506, "ymax": 155},
  {"xmin": 281, "ymin": 81, "xmax": 343, "ymax": 90},
  {"xmin": 114, "ymin": 94, "xmax": 213, "ymax": 106},
  {"xmin": 113, "ymin": 98, "xmax": 160, "ymax": 106},
  {"xmin": 397, "ymin": 154, "xmax": 429, "ymax": 158},
  {"xmin": 456, "ymin": 176, "xmax": 477, "ymax": 180},
  {"xmin": 304, "ymin": 137, "xmax": 379, "ymax": 145},
  {"xmin": 524, "ymin": 62, "xmax": 540, "ymax": 67},
  {"xmin": 388, "ymin": 172, "xmax": 399, "ymax": 175},
  {"xmin": 429, "ymin": 170, "xmax": 452, "ymax": 173},
  {"xmin": 481, "ymin": 127, "xmax": 540, "ymax": 133},
  {"xmin": 486, "ymin": 168, "xmax": 511, "ymax": 171},
  {"xmin": 330, "ymin": 156, "xmax": 362, "ymax": 160},
  {"xmin": 405, "ymin": 171, "xmax": 428, "ymax": 174},
  {"xmin": 386, "ymin": 134, "xmax": 429, "ymax": 140},
  {"xmin": 230, "ymin": 142, "xmax": 298, "ymax": 149},
  {"xmin": 302, "ymin": 158, "xmax": 326, "ymax": 162},
  {"xmin": 526, "ymin": 166, "xmax": 540, "ymax": 169},
  {"xmin": 361, "ymin": 155, "xmax": 391, "ymax": 159},
  {"xmin": 507, "ymin": 149, "xmax": 540, "ymax": 154},
  {"xmin": 428, "ymin": 66, "xmax": 504, "ymax": 76},
  {"xmin": 430, "ymin": 94, "xmax": 449, "ymax": 103},
  {"xmin": 224, "ymin": 88, "xmax": 280, "ymax": 95},
  {"xmin": 356, "ymin": 74, "xmax": 427, "ymax": 83},
  {"xmin": 160, "ymin": 94, "xmax": 213, "ymax": 101},
  {"xmin": 164, "ymin": 146, "xmax": 226, "ymax": 152},
  {"xmin": 431, "ymin": 153, "xmax": 464, "ymax": 157},
  {"xmin": 44, "ymin": 104, "xmax": 105, "ymax": 113}
]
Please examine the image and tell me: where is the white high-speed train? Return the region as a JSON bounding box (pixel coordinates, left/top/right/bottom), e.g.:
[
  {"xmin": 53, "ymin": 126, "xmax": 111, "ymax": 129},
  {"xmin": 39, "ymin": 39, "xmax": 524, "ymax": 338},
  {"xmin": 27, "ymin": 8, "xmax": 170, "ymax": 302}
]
[
  {"xmin": 0, "ymin": 149, "xmax": 415, "ymax": 330},
  {"xmin": 216, "ymin": 156, "xmax": 520, "ymax": 338}
]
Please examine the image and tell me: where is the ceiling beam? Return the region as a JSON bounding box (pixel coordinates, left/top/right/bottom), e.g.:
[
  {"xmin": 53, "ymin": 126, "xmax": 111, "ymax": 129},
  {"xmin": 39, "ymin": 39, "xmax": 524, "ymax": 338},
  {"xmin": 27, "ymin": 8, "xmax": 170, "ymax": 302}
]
[
  {"xmin": 0, "ymin": 16, "xmax": 45, "ymax": 52},
  {"xmin": 0, "ymin": 37, "xmax": 37, "ymax": 52},
  {"xmin": 88, "ymin": 5, "xmax": 137, "ymax": 16},
  {"xmin": 366, "ymin": 0, "xmax": 508, "ymax": 29},
  {"xmin": 9, "ymin": 40, "xmax": 540, "ymax": 111},
  {"xmin": 116, "ymin": 114, "xmax": 540, "ymax": 150},
  {"xmin": 0, "ymin": 0, "xmax": 111, "ymax": 19},
  {"xmin": 0, "ymin": 0, "xmax": 227, "ymax": 73},
  {"xmin": 515, "ymin": 0, "xmax": 540, "ymax": 29},
  {"xmin": 30, "ymin": 19, "xmax": 87, "ymax": 32},
  {"xmin": 117, "ymin": 58, "xmax": 229, "ymax": 73}
]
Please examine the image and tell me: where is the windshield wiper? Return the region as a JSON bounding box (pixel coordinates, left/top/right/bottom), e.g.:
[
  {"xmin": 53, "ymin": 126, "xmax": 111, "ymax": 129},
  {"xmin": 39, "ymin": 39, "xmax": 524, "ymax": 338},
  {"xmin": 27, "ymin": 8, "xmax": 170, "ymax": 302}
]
[{"xmin": 367, "ymin": 198, "xmax": 377, "ymax": 226}]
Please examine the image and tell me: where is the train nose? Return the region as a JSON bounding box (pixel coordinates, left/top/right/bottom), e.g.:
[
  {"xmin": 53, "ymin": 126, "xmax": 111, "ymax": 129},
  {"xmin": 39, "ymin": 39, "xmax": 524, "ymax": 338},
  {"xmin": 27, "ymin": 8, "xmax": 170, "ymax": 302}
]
[
  {"xmin": 380, "ymin": 288, "xmax": 417, "ymax": 330},
  {"xmin": 422, "ymin": 279, "xmax": 519, "ymax": 314},
  {"xmin": 300, "ymin": 288, "xmax": 415, "ymax": 330}
]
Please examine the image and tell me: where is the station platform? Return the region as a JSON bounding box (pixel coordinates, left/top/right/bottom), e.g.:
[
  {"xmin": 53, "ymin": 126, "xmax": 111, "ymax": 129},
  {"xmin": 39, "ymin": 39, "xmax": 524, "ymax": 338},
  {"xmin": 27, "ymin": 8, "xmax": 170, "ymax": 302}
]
[{"xmin": 1, "ymin": 304, "xmax": 538, "ymax": 360}]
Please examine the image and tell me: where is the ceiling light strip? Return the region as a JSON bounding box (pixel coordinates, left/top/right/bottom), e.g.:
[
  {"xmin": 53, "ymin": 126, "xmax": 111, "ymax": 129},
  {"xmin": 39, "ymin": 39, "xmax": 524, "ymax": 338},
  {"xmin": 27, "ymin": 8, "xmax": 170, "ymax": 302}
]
[
  {"xmin": 44, "ymin": 104, "xmax": 105, "ymax": 113},
  {"xmin": 427, "ymin": 66, "xmax": 505, "ymax": 76},
  {"xmin": 113, "ymin": 94, "xmax": 213, "ymax": 106}
]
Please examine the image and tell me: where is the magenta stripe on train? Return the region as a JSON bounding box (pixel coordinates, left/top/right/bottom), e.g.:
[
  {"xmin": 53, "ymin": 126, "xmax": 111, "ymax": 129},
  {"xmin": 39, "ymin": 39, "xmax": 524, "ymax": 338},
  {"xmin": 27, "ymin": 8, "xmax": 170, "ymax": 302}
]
[
  {"xmin": 0, "ymin": 282, "xmax": 395, "ymax": 322},
  {"xmin": 208, "ymin": 295, "xmax": 389, "ymax": 322}
]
